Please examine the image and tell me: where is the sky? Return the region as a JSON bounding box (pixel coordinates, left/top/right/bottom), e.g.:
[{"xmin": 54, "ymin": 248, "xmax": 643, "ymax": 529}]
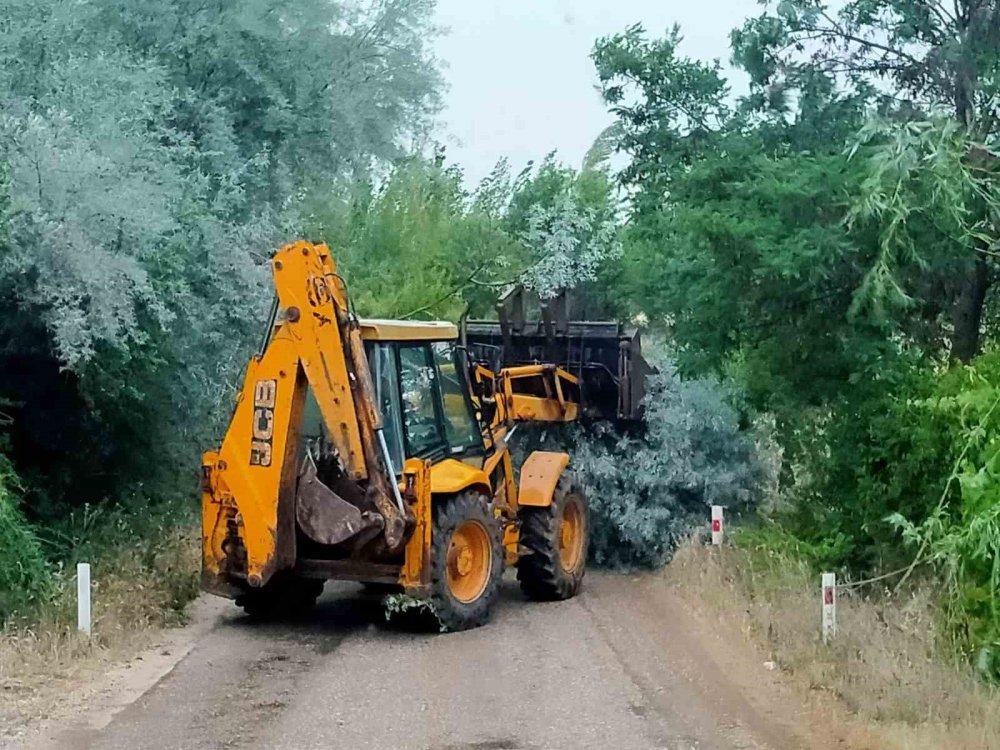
[{"xmin": 433, "ymin": 0, "xmax": 758, "ymax": 186}]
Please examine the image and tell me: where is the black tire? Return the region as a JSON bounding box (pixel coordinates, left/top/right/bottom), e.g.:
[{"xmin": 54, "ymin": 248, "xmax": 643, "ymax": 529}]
[
  {"xmin": 235, "ymin": 575, "xmax": 324, "ymax": 620},
  {"xmin": 516, "ymin": 475, "xmax": 589, "ymax": 601},
  {"xmin": 429, "ymin": 491, "xmax": 504, "ymax": 632}
]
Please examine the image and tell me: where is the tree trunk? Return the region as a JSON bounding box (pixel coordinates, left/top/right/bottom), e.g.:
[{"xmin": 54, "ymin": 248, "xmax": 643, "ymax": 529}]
[{"xmin": 951, "ymin": 255, "xmax": 989, "ymax": 363}]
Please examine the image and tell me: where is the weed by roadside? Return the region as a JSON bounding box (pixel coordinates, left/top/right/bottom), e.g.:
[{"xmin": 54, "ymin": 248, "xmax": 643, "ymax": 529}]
[
  {"xmin": 0, "ymin": 507, "xmax": 199, "ymax": 727},
  {"xmin": 668, "ymin": 535, "xmax": 1000, "ymax": 750}
]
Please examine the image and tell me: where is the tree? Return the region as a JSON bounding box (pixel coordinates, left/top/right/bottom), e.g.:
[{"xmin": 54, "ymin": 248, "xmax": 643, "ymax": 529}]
[
  {"xmin": 99, "ymin": 0, "xmax": 443, "ymax": 197},
  {"xmin": 593, "ymin": 26, "xmax": 891, "ymax": 411},
  {"xmin": 518, "ymin": 192, "xmax": 621, "ymax": 299},
  {"xmin": 591, "ymin": 19, "xmax": 1000, "ymax": 578},
  {"xmin": 305, "ymin": 151, "xmax": 625, "ymax": 321},
  {"xmin": 731, "ymin": 0, "xmax": 1000, "ymax": 360},
  {"xmin": 0, "ymin": 0, "xmax": 443, "ymax": 517},
  {"xmin": 592, "ymin": 25, "xmax": 732, "ymax": 204},
  {"xmin": 498, "ymin": 153, "xmax": 624, "ymax": 316},
  {"xmin": 305, "ymin": 155, "xmax": 518, "ymax": 320}
]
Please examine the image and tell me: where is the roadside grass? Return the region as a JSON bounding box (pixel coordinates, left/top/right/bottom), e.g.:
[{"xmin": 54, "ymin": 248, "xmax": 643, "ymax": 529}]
[
  {"xmin": 0, "ymin": 518, "xmax": 199, "ymax": 727},
  {"xmin": 667, "ymin": 534, "xmax": 1000, "ymax": 750}
]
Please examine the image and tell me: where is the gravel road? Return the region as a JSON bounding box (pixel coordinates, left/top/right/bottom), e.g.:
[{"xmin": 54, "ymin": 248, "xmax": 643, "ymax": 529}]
[{"xmin": 21, "ymin": 572, "xmax": 812, "ymax": 750}]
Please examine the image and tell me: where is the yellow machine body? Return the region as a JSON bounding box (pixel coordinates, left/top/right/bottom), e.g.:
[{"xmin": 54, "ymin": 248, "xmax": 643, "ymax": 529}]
[{"xmin": 202, "ymin": 241, "xmax": 588, "ymax": 608}]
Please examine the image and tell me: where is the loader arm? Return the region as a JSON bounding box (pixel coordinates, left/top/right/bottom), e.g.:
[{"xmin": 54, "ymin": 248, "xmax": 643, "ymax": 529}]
[
  {"xmin": 471, "ymin": 362, "xmax": 581, "ymax": 434},
  {"xmin": 202, "ymin": 241, "xmax": 406, "ymax": 591},
  {"xmin": 463, "ymin": 284, "xmax": 652, "ymax": 422}
]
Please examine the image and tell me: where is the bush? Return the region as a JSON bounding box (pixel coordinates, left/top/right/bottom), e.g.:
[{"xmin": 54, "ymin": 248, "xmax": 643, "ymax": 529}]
[
  {"xmin": 767, "ymin": 347, "xmax": 1000, "ymax": 677},
  {"xmin": 879, "ymin": 350, "xmax": 1000, "ymax": 674},
  {"xmin": 757, "ymin": 349, "xmax": 952, "ymax": 572},
  {"xmin": 0, "ymin": 460, "xmax": 51, "ymax": 621},
  {"xmin": 521, "ymin": 350, "xmax": 768, "ymax": 569}
]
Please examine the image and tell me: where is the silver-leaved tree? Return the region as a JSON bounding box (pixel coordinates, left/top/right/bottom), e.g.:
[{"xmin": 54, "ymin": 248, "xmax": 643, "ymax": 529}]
[
  {"xmin": 515, "ymin": 348, "xmax": 769, "ymax": 570},
  {"xmin": 0, "ymin": 0, "xmax": 442, "ymax": 517}
]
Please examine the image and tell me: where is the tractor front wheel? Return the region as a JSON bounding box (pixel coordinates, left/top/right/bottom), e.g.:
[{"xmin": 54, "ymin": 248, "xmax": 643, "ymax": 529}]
[
  {"xmin": 430, "ymin": 492, "xmax": 503, "ymax": 631},
  {"xmin": 516, "ymin": 475, "xmax": 589, "ymax": 601}
]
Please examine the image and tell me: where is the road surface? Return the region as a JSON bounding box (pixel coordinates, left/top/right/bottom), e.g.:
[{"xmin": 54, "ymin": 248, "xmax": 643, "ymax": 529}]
[{"xmin": 20, "ymin": 572, "xmax": 815, "ymax": 750}]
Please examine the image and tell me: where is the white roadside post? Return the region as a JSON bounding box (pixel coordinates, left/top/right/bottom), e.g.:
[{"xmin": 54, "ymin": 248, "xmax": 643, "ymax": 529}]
[
  {"xmin": 77, "ymin": 562, "xmax": 92, "ymax": 637},
  {"xmin": 821, "ymin": 572, "xmax": 836, "ymax": 644},
  {"xmin": 711, "ymin": 505, "xmax": 724, "ymax": 546}
]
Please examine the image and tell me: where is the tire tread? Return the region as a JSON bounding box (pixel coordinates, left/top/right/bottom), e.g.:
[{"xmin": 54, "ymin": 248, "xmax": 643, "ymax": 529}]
[{"xmin": 516, "ymin": 475, "xmax": 588, "ymax": 601}]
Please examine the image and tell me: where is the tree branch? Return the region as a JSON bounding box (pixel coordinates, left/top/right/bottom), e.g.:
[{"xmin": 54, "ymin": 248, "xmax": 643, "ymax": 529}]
[
  {"xmin": 798, "ymin": 20, "xmax": 925, "ymax": 68},
  {"xmin": 398, "ymin": 260, "xmax": 493, "ymax": 320},
  {"xmin": 927, "ymin": 0, "xmax": 957, "ymax": 28}
]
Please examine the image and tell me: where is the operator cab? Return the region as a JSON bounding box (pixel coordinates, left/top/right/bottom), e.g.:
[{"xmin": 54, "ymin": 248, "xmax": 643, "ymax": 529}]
[{"xmin": 359, "ymin": 319, "xmax": 484, "ymax": 474}]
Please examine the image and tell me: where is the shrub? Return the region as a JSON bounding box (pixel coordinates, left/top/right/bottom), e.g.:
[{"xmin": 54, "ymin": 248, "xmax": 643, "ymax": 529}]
[
  {"xmin": 882, "ymin": 350, "xmax": 1000, "ymax": 676},
  {"xmin": 774, "ymin": 350, "xmax": 951, "ymax": 571},
  {"xmin": 520, "ymin": 350, "xmax": 768, "ymax": 569},
  {"xmin": 0, "ymin": 460, "xmax": 51, "ymax": 621},
  {"xmin": 774, "ymin": 347, "xmax": 1000, "ymax": 677}
]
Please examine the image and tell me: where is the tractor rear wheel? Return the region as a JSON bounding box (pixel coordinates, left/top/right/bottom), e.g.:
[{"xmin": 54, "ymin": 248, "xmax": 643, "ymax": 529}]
[
  {"xmin": 235, "ymin": 575, "xmax": 324, "ymax": 620},
  {"xmin": 430, "ymin": 492, "xmax": 503, "ymax": 632},
  {"xmin": 516, "ymin": 475, "xmax": 589, "ymax": 601}
]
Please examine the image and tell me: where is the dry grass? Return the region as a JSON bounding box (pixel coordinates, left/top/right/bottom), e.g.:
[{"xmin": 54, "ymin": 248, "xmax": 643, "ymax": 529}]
[
  {"xmin": 0, "ymin": 525, "xmax": 199, "ymax": 732},
  {"xmin": 667, "ymin": 538, "xmax": 1000, "ymax": 750}
]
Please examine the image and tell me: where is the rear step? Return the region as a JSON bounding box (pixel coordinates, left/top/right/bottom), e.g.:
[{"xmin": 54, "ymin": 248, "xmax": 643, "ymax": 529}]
[{"xmin": 462, "ymin": 286, "xmax": 653, "ymax": 422}]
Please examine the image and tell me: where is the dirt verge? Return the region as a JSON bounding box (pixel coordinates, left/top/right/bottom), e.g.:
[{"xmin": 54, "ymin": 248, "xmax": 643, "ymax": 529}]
[
  {"xmin": 665, "ymin": 539, "xmax": 1000, "ymax": 750},
  {"xmin": 3, "ymin": 597, "xmax": 227, "ymax": 750}
]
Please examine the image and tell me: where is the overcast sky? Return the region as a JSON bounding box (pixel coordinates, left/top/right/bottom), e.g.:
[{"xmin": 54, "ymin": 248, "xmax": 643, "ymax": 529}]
[{"xmin": 432, "ymin": 0, "xmax": 757, "ymax": 186}]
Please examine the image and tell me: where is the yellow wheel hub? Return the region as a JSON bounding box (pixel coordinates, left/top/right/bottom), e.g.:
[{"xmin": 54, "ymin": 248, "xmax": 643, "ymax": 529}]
[
  {"xmin": 446, "ymin": 520, "xmax": 492, "ymax": 603},
  {"xmin": 559, "ymin": 497, "xmax": 585, "ymax": 573}
]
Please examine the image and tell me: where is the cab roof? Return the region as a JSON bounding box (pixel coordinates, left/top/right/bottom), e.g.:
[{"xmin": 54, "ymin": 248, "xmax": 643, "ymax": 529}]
[{"xmin": 358, "ymin": 318, "xmax": 458, "ymax": 342}]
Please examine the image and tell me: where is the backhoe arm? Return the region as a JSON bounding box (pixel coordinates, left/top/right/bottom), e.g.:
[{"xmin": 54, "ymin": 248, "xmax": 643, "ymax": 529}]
[{"xmin": 202, "ymin": 241, "xmax": 405, "ymax": 591}]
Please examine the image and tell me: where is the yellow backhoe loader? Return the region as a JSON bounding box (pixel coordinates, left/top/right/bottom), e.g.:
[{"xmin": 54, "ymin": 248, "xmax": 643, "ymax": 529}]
[{"xmin": 201, "ymin": 240, "xmax": 648, "ymax": 630}]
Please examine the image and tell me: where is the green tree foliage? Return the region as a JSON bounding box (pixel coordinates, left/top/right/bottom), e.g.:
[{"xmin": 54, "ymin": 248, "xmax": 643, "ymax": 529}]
[
  {"xmin": 0, "ymin": 460, "xmax": 50, "ymax": 621},
  {"xmin": 849, "ymin": 116, "xmax": 1000, "ymax": 328},
  {"xmin": 593, "ymin": 26, "xmax": 900, "ymax": 428},
  {"xmin": 592, "ymin": 24, "xmax": 732, "ymax": 200},
  {"xmin": 731, "ymin": 0, "xmax": 1000, "ymax": 361},
  {"xmin": 498, "ymin": 153, "xmax": 624, "ymax": 317},
  {"xmin": 880, "ymin": 353, "xmax": 1000, "ymax": 675},
  {"xmin": 780, "ymin": 353, "xmax": 948, "ymax": 569},
  {"xmin": 305, "ymin": 155, "xmax": 518, "ymax": 320},
  {"xmin": 0, "ymin": 0, "xmax": 442, "ymax": 520},
  {"xmin": 100, "ymin": 0, "xmax": 443, "ymax": 194},
  {"xmin": 594, "ymin": 13, "xmax": 997, "ymax": 600},
  {"xmin": 518, "ymin": 191, "xmax": 621, "ymax": 300},
  {"xmin": 306, "ymin": 152, "xmax": 624, "ymax": 320}
]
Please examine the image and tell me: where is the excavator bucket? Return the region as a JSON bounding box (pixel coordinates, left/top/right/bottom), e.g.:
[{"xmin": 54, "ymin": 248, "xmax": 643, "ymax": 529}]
[{"xmin": 462, "ymin": 286, "xmax": 653, "ymax": 422}]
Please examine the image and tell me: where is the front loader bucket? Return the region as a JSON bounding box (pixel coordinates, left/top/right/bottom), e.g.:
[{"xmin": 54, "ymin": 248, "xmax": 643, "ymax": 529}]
[{"xmin": 462, "ymin": 286, "xmax": 653, "ymax": 422}]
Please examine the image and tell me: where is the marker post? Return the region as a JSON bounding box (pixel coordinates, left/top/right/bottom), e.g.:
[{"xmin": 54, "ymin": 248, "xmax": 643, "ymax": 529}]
[
  {"xmin": 711, "ymin": 506, "xmax": 724, "ymax": 546},
  {"xmin": 821, "ymin": 572, "xmax": 836, "ymax": 643},
  {"xmin": 77, "ymin": 562, "xmax": 92, "ymax": 637}
]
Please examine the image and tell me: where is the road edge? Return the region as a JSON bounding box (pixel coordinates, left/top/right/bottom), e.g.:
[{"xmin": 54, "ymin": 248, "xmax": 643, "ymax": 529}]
[{"xmin": 13, "ymin": 596, "xmax": 229, "ymax": 750}]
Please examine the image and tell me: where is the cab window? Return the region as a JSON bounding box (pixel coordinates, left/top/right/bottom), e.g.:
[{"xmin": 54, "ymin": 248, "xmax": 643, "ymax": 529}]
[
  {"xmin": 399, "ymin": 344, "xmax": 447, "ymax": 458},
  {"xmin": 368, "ymin": 343, "xmax": 404, "ymax": 473},
  {"xmin": 432, "ymin": 342, "xmax": 482, "ymax": 454}
]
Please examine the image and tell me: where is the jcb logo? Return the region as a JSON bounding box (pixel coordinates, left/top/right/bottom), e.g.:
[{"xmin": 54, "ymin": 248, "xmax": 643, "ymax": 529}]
[{"xmin": 250, "ymin": 380, "xmax": 277, "ymax": 467}]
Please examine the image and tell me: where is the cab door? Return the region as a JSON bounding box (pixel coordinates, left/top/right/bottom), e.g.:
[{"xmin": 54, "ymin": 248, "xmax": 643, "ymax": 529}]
[{"xmin": 368, "ymin": 343, "xmax": 405, "ymax": 475}]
